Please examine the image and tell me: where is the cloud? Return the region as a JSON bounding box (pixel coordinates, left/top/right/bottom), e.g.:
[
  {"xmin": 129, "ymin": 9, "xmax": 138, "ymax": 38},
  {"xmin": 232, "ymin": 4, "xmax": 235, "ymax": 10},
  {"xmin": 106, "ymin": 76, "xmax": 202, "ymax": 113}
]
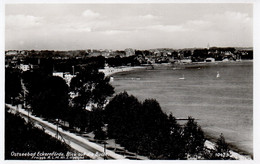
[
  {"xmin": 82, "ymin": 9, "xmax": 100, "ymax": 19},
  {"xmin": 141, "ymin": 24, "xmax": 188, "ymax": 32},
  {"xmin": 61, "ymin": 21, "xmax": 92, "ymax": 33},
  {"xmin": 224, "ymin": 11, "xmax": 252, "ymax": 23},
  {"xmin": 186, "ymin": 20, "xmax": 211, "ymax": 27},
  {"xmin": 5, "ymin": 5, "xmax": 252, "ymax": 50},
  {"xmin": 139, "ymin": 14, "xmax": 158, "ymax": 20},
  {"xmin": 6, "ymin": 14, "xmax": 43, "ymax": 29},
  {"xmin": 64, "ymin": 26, "xmax": 92, "ymax": 33},
  {"xmin": 203, "ymin": 11, "xmax": 252, "ymax": 32},
  {"xmin": 102, "ymin": 30, "xmax": 126, "ymax": 35},
  {"xmin": 184, "ymin": 20, "xmax": 212, "ymax": 31},
  {"xmin": 176, "ymin": 11, "xmax": 252, "ymax": 35}
]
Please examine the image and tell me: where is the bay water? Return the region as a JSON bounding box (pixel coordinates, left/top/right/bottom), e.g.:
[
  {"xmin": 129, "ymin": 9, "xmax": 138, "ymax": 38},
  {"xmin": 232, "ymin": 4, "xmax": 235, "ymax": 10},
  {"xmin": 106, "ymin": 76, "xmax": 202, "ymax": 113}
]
[{"xmin": 111, "ymin": 61, "xmax": 253, "ymax": 156}]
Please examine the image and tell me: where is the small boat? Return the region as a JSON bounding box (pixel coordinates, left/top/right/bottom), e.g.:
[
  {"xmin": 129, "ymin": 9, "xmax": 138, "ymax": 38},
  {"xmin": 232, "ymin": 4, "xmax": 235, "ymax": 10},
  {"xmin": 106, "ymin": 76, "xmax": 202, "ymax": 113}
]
[
  {"xmin": 179, "ymin": 74, "xmax": 185, "ymax": 80},
  {"xmin": 216, "ymin": 71, "xmax": 220, "ymax": 78}
]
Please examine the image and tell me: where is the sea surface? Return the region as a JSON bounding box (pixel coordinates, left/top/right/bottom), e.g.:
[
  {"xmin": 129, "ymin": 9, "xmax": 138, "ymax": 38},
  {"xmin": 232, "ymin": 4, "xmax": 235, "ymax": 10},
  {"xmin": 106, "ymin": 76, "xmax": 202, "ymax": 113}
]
[{"xmin": 111, "ymin": 61, "xmax": 253, "ymax": 156}]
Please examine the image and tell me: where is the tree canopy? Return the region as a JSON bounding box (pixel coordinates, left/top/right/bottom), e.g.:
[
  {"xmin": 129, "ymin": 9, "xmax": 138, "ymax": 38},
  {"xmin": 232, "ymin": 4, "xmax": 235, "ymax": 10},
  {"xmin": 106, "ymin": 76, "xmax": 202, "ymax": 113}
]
[
  {"xmin": 104, "ymin": 92, "xmax": 207, "ymax": 159},
  {"xmin": 32, "ymin": 76, "xmax": 69, "ymax": 119},
  {"xmin": 70, "ymin": 66, "xmax": 114, "ymax": 110},
  {"xmin": 5, "ymin": 67, "xmax": 22, "ymax": 105}
]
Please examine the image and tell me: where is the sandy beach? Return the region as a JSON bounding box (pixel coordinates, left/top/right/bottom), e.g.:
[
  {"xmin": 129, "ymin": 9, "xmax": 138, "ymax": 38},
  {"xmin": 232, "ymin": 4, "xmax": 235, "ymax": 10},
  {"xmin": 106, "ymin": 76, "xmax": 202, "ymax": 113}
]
[{"xmin": 99, "ymin": 66, "xmax": 146, "ymax": 77}]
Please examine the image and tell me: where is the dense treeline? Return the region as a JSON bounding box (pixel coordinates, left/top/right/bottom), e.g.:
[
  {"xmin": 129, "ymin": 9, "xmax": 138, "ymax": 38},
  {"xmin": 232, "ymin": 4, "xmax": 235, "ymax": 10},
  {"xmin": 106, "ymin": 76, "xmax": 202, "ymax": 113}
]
[
  {"xmin": 20, "ymin": 65, "xmax": 114, "ymax": 133},
  {"xmin": 104, "ymin": 92, "xmax": 204, "ymax": 159},
  {"xmin": 104, "ymin": 92, "xmax": 234, "ymax": 159},
  {"xmin": 23, "ymin": 55, "xmax": 106, "ymax": 74},
  {"xmin": 106, "ymin": 55, "xmax": 141, "ymax": 67},
  {"xmin": 67, "ymin": 66, "xmax": 114, "ymax": 133},
  {"xmin": 5, "ymin": 110, "xmax": 74, "ymax": 160},
  {"xmin": 30, "ymin": 75, "xmax": 69, "ymax": 119}
]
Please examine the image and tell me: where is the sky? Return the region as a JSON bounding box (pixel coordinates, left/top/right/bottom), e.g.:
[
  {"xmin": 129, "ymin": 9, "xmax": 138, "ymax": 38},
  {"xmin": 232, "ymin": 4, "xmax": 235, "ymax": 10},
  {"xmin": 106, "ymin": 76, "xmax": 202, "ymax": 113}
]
[{"xmin": 5, "ymin": 3, "xmax": 253, "ymax": 50}]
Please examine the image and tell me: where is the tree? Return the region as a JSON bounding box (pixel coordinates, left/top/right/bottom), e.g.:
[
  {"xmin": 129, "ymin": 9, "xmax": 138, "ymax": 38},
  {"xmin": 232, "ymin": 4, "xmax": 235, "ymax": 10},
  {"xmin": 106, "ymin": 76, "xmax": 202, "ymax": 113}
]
[
  {"xmin": 31, "ymin": 76, "xmax": 69, "ymax": 119},
  {"xmin": 167, "ymin": 114, "xmax": 186, "ymax": 159},
  {"xmin": 105, "ymin": 94, "xmax": 180, "ymax": 159},
  {"xmin": 215, "ymin": 133, "xmax": 231, "ymax": 159},
  {"xmin": 21, "ymin": 70, "xmax": 48, "ymax": 108},
  {"xmin": 91, "ymin": 76, "xmax": 114, "ymax": 108},
  {"xmin": 5, "ymin": 110, "xmax": 72, "ymax": 159},
  {"xmin": 183, "ymin": 117, "xmax": 205, "ymax": 157},
  {"xmin": 5, "ymin": 67, "xmax": 22, "ymax": 105},
  {"xmin": 104, "ymin": 92, "xmax": 211, "ymax": 159},
  {"xmin": 192, "ymin": 49, "xmax": 208, "ymax": 62},
  {"xmin": 140, "ymin": 99, "xmax": 171, "ymax": 158},
  {"xmin": 202, "ymin": 133, "xmax": 233, "ymax": 160},
  {"xmin": 105, "ymin": 92, "xmax": 142, "ymax": 139},
  {"xmin": 89, "ymin": 107, "xmax": 107, "ymax": 139},
  {"xmin": 70, "ymin": 67, "xmax": 114, "ymax": 110},
  {"xmin": 68, "ymin": 66, "xmax": 114, "ymax": 132}
]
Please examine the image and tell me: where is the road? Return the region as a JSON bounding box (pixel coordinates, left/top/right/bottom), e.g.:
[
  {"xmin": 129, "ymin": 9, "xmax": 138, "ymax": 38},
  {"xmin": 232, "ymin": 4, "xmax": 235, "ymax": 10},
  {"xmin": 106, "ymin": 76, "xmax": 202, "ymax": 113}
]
[{"xmin": 6, "ymin": 104, "xmax": 126, "ymax": 160}]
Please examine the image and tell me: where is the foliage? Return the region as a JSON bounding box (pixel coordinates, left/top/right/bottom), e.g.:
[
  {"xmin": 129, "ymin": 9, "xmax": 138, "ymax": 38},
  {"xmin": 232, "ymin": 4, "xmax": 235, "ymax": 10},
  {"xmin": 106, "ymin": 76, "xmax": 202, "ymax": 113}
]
[
  {"xmin": 5, "ymin": 67, "xmax": 22, "ymax": 105},
  {"xmin": 104, "ymin": 92, "xmax": 207, "ymax": 159},
  {"xmin": 21, "ymin": 70, "xmax": 48, "ymax": 107},
  {"xmin": 192, "ymin": 49, "xmax": 209, "ymax": 62},
  {"xmin": 32, "ymin": 76, "xmax": 69, "ymax": 119},
  {"xmin": 202, "ymin": 133, "xmax": 233, "ymax": 160},
  {"xmin": 106, "ymin": 55, "xmax": 140, "ymax": 67},
  {"xmin": 70, "ymin": 66, "xmax": 114, "ymax": 109},
  {"xmin": 22, "ymin": 70, "xmax": 69, "ymax": 119},
  {"xmin": 167, "ymin": 113, "xmax": 186, "ymax": 159},
  {"xmin": 215, "ymin": 133, "xmax": 232, "ymax": 159},
  {"xmin": 66, "ymin": 65, "xmax": 114, "ymax": 133},
  {"xmin": 183, "ymin": 117, "xmax": 205, "ymax": 156},
  {"xmin": 90, "ymin": 107, "xmax": 107, "ymax": 140},
  {"xmin": 5, "ymin": 110, "xmax": 72, "ymax": 160},
  {"xmin": 105, "ymin": 92, "xmax": 142, "ymax": 139}
]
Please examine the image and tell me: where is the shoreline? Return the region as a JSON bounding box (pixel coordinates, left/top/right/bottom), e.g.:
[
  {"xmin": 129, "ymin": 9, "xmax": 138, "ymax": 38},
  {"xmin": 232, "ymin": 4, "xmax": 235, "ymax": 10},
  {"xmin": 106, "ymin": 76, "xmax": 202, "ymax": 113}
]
[
  {"xmin": 99, "ymin": 66, "xmax": 147, "ymax": 77},
  {"xmin": 99, "ymin": 60, "xmax": 253, "ymax": 77},
  {"xmin": 204, "ymin": 135, "xmax": 252, "ymax": 160},
  {"xmin": 204, "ymin": 140, "xmax": 252, "ymax": 160},
  {"xmin": 106, "ymin": 60, "xmax": 253, "ymax": 160},
  {"xmin": 172, "ymin": 60, "xmax": 253, "ymax": 68}
]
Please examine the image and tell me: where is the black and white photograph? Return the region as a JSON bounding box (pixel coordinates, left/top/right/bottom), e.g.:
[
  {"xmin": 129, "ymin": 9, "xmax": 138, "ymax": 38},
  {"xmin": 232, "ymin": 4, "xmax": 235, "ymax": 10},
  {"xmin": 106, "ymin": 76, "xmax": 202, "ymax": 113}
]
[{"xmin": 1, "ymin": 0, "xmax": 259, "ymax": 162}]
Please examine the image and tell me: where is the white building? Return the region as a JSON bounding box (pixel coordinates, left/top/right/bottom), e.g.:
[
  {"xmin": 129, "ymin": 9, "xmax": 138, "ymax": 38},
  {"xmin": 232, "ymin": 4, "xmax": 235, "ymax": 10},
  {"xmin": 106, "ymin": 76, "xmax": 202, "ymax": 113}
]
[
  {"xmin": 180, "ymin": 59, "xmax": 192, "ymax": 63},
  {"xmin": 53, "ymin": 72, "xmax": 64, "ymax": 78},
  {"xmin": 6, "ymin": 50, "xmax": 19, "ymax": 56},
  {"xmin": 64, "ymin": 73, "xmax": 76, "ymax": 85},
  {"xmin": 125, "ymin": 48, "xmax": 135, "ymax": 57},
  {"xmin": 53, "ymin": 72, "xmax": 76, "ymax": 85},
  {"xmin": 204, "ymin": 58, "xmax": 215, "ymax": 62},
  {"xmin": 19, "ymin": 64, "xmax": 30, "ymax": 72}
]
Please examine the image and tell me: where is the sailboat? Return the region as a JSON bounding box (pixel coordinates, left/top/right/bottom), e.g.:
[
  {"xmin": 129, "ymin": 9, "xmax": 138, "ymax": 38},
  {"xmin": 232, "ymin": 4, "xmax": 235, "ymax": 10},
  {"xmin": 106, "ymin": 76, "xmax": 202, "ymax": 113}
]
[
  {"xmin": 179, "ymin": 74, "xmax": 185, "ymax": 80},
  {"xmin": 110, "ymin": 76, "xmax": 114, "ymax": 81},
  {"xmin": 216, "ymin": 71, "xmax": 220, "ymax": 78}
]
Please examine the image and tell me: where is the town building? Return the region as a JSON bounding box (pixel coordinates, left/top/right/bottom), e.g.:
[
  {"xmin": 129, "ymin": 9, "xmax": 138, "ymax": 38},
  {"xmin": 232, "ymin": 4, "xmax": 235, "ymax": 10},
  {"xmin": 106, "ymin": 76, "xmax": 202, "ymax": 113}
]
[
  {"xmin": 19, "ymin": 64, "xmax": 30, "ymax": 72},
  {"xmin": 53, "ymin": 72, "xmax": 76, "ymax": 85},
  {"xmin": 204, "ymin": 58, "xmax": 215, "ymax": 62}
]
